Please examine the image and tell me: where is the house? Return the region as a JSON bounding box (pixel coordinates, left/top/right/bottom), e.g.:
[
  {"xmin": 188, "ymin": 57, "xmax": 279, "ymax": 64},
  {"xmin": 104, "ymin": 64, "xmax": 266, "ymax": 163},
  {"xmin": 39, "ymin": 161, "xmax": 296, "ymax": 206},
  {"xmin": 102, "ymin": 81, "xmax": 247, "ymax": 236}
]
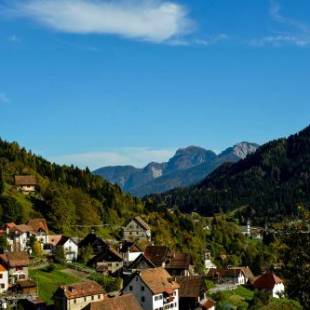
[
  {"xmin": 15, "ymin": 175, "xmax": 37, "ymax": 194},
  {"xmin": 83, "ymin": 294, "xmax": 143, "ymax": 310},
  {"xmin": 56, "ymin": 236, "xmax": 79, "ymax": 262},
  {"xmin": 123, "ymin": 217, "xmax": 151, "ymax": 242},
  {"xmin": 207, "ymin": 266, "xmax": 254, "ymax": 285},
  {"xmin": 88, "ymin": 246, "xmax": 123, "ymax": 276},
  {"xmin": 44, "ymin": 235, "xmax": 62, "ymax": 255},
  {"xmin": 203, "ymin": 251, "xmax": 216, "ymax": 271},
  {"xmin": 27, "ymin": 218, "xmax": 49, "ymax": 245},
  {"xmin": 5, "ymin": 223, "xmax": 31, "ymax": 252},
  {"xmin": 15, "ymin": 279, "xmax": 37, "ymax": 295},
  {"xmin": 144, "ymin": 245, "xmax": 170, "ymax": 267},
  {"xmin": 79, "ymin": 233, "xmax": 108, "ymax": 255},
  {"xmin": 119, "ymin": 241, "xmax": 143, "ymax": 265},
  {"xmin": 166, "ymin": 252, "xmax": 194, "ymax": 276},
  {"xmin": 144, "ymin": 246, "xmax": 194, "ymax": 276},
  {"xmin": 125, "ymin": 254, "xmax": 156, "ymax": 275},
  {"xmin": 176, "ymin": 276, "xmax": 208, "ymax": 310},
  {"xmin": 53, "ymin": 281, "xmax": 105, "ymax": 310},
  {"xmin": 0, "ymin": 251, "xmax": 30, "ymax": 285},
  {"xmin": 5, "ymin": 218, "xmax": 49, "ymax": 252},
  {"xmin": 0, "ymin": 264, "xmax": 8, "ymax": 293},
  {"xmin": 123, "ymin": 267, "xmax": 179, "ymax": 310},
  {"xmin": 252, "ymin": 272, "xmax": 285, "ymax": 298}
]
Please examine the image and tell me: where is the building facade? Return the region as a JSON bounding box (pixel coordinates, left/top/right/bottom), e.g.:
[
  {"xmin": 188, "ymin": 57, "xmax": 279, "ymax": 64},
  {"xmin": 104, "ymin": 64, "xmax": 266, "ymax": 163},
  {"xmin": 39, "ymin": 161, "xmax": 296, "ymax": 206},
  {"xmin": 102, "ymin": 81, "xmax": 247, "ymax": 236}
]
[{"xmin": 123, "ymin": 267, "xmax": 179, "ymax": 310}]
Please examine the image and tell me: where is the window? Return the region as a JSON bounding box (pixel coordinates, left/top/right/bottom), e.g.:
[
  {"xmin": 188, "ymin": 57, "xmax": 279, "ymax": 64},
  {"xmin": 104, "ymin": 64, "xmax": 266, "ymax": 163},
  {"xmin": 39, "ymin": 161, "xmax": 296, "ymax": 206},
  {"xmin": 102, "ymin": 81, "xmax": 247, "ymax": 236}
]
[
  {"xmin": 74, "ymin": 299, "xmax": 76, "ymax": 304},
  {"xmin": 141, "ymin": 296, "xmax": 145, "ymax": 302},
  {"xmin": 98, "ymin": 295, "xmax": 101, "ymax": 299},
  {"xmin": 0, "ymin": 284, "xmax": 4, "ymax": 289},
  {"xmin": 84, "ymin": 297, "xmax": 87, "ymax": 302},
  {"xmin": 92, "ymin": 296, "xmax": 94, "ymax": 301},
  {"xmin": 129, "ymin": 286, "xmax": 133, "ymax": 291},
  {"xmin": 0, "ymin": 274, "xmax": 2, "ymax": 279},
  {"xmin": 141, "ymin": 286, "xmax": 144, "ymax": 291}
]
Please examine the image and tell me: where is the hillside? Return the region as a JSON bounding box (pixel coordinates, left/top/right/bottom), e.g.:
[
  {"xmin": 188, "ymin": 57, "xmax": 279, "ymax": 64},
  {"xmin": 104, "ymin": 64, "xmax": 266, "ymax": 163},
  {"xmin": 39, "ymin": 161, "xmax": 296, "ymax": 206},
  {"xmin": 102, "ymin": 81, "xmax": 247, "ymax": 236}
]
[
  {"xmin": 148, "ymin": 125, "xmax": 310, "ymax": 224},
  {"xmin": 0, "ymin": 138, "xmax": 212, "ymax": 265},
  {"xmin": 94, "ymin": 143, "xmax": 258, "ymax": 196}
]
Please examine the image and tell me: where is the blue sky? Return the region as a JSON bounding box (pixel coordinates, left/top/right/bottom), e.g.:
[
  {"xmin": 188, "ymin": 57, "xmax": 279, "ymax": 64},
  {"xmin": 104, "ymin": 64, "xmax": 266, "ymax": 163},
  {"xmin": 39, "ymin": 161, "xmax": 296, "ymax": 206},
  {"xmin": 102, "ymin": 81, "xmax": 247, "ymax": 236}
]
[{"xmin": 0, "ymin": 0, "xmax": 310, "ymax": 169}]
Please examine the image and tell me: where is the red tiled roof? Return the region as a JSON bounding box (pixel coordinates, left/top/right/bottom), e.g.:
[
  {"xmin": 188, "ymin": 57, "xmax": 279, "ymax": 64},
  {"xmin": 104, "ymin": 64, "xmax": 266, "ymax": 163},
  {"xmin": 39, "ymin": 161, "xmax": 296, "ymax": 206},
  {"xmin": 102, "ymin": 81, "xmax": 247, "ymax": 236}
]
[
  {"xmin": 86, "ymin": 294, "xmax": 143, "ymax": 310},
  {"xmin": 0, "ymin": 264, "xmax": 7, "ymax": 272},
  {"xmin": 14, "ymin": 224, "xmax": 32, "ymax": 233},
  {"xmin": 0, "ymin": 252, "xmax": 30, "ymax": 267},
  {"xmin": 166, "ymin": 252, "xmax": 192, "ymax": 270},
  {"xmin": 55, "ymin": 281, "xmax": 104, "ymax": 299},
  {"xmin": 144, "ymin": 246, "xmax": 170, "ymax": 267},
  {"xmin": 139, "ymin": 267, "xmax": 179, "ymax": 295},
  {"xmin": 253, "ymin": 272, "xmax": 283, "ymax": 290},
  {"xmin": 14, "ymin": 175, "xmax": 37, "ymax": 186},
  {"xmin": 203, "ymin": 298, "xmax": 215, "ymax": 309},
  {"xmin": 27, "ymin": 218, "xmax": 49, "ymax": 233},
  {"xmin": 48, "ymin": 235, "xmax": 62, "ymax": 246},
  {"xmin": 176, "ymin": 276, "xmax": 205, "ymax": 298}
]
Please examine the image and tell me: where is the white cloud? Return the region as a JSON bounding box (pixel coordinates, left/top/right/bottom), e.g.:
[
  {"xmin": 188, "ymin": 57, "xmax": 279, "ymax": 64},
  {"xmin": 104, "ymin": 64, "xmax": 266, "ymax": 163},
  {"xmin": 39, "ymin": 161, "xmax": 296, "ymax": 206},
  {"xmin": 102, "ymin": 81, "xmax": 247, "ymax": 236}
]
[
  {"xmin": 7, "ymin": 0, "xmax": 194, "ymax": 43},
  {"xmin": 48, "ymin": 147, "xmax": 176, "ymax": 170},
  {"xmin": 0, "ymin": 92, "xmax": 10, "ymax": 104}
]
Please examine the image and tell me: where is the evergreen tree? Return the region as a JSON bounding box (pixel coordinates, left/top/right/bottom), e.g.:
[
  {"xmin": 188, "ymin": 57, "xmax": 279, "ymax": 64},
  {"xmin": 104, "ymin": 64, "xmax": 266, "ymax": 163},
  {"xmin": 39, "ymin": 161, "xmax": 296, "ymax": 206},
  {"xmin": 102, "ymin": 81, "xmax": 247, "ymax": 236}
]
[{"xmin": 0, "ymin": 168, "xmax": 4, "ymax": 195}]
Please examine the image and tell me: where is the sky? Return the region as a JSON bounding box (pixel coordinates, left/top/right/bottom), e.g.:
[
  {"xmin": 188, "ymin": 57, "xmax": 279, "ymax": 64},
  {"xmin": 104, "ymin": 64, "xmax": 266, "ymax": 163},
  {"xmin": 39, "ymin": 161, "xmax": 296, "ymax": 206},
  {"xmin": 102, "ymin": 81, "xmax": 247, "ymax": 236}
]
[{"xmin": 0, "ymin": 0, "xmax": 310, "ymax": 169}]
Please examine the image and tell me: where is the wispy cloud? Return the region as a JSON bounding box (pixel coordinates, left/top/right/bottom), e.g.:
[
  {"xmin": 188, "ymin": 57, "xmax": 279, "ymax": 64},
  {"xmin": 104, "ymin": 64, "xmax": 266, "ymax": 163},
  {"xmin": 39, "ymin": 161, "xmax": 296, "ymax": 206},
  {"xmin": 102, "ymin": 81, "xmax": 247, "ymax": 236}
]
[
  {"xmin": 48, "ymin": 147, "xmax": 176, "ymax": 170},
  {"xmin": 168, "ymin": 33, "xmax": 229, "ymax": 47},
  {"xmin": 0, "ymin": 92, "xmax": 10, "ymax": 104},
  {"xmin": 4, "ymin": 0, "xmax": 194, "ymax": 43},
  {"xmin": 250, "ymin": 35, "xmax": 308, "ymax": 47},
  {"xmin": 252, "ymin": 0, "xmax": 310, "ymax": 47}
]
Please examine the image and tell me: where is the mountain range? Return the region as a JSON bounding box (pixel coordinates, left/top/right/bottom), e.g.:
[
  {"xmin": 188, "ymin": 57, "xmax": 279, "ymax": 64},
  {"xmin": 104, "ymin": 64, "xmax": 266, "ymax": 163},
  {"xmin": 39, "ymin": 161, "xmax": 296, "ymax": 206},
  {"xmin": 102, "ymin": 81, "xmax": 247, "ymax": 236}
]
[
  {"xmin": 148, "ymin": 125, "xmax": 310, "ymax": 224},
  {"xmin": 93, "ymin": 142, "xmax": 259, "ymax": 196}
]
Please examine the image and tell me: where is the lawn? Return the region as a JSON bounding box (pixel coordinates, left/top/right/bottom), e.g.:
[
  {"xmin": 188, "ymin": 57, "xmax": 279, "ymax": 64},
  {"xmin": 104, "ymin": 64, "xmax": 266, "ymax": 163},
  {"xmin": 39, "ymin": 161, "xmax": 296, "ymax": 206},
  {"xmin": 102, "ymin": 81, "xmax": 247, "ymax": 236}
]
[{"xmin": 29, "ymin": 265, "xmax": 84, "ymax": 304}]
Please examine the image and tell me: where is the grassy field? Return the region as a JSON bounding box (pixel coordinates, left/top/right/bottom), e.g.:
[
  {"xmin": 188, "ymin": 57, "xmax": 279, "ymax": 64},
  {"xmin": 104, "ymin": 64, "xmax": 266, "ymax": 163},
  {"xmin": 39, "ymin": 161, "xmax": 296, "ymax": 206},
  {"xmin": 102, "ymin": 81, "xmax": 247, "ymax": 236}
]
[{"xmin": 29, "ymin": 265, "xmax": 85, "ymax": 304}]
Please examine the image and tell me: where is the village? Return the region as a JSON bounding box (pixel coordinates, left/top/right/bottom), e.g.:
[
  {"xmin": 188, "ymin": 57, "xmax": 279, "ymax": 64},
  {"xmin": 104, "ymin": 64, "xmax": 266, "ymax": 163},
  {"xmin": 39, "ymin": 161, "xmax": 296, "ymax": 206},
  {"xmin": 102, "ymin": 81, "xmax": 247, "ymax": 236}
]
[{"xmin": 0, "ymin": 176, "xmax": 287, "ymax": 310}]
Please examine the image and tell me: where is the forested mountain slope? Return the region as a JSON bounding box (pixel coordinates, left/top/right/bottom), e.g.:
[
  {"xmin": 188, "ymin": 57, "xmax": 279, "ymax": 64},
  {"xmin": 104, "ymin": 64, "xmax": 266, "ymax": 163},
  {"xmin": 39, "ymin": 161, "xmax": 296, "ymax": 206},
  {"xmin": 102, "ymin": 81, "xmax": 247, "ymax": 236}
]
[{"xmin": 148, "ymin": 125, "xmax": 310, "ymax": 224}]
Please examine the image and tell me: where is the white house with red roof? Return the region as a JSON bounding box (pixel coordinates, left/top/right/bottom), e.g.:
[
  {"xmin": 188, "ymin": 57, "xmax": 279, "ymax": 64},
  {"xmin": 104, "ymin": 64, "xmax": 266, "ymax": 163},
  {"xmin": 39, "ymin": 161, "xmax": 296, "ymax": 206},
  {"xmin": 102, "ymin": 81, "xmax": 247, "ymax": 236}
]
[
  {"xmin": 123, "ymin": 267, "xmax": 179, "ymax": 310},
  {"xmin": 253, "ymin": 272, "xmax": 285, "ymax": 298}
]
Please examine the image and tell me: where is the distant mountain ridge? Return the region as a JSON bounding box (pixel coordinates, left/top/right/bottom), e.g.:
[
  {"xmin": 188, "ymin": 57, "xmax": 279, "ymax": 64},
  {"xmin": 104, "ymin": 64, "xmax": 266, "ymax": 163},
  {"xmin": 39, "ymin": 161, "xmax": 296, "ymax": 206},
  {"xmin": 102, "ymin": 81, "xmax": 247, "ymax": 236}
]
[
  {"xmin": 93, "ymin": 142, "xmax": 259, "ymax": 196},
  {"xmin": 147, "ymin": 125, "xmax": 310, "ymax": 224}
]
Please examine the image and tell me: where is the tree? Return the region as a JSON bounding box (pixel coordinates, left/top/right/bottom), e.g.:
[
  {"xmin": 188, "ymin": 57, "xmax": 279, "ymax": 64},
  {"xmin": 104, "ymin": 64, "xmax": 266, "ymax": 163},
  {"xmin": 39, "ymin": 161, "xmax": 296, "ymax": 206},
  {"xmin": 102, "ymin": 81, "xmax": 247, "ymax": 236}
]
[
  {"xmin": 0, "ymin": 235, "xmax": 8, "ymax": 253},
  {"xmin": 32, "ymin": 240, "xmax": 43, "ymax": 257},
  {"xmin": 54, "ymin": 246, "xmax": 65, "ymax": 264},
  {"xmin": 280, "ymin": 213, "xmax": 310, "ymax": 308},
  {"xmin": 0, "ymin": 168, "xmax": 4, "ymax": 195},
  {"xmin": 79, "ymin": 245, "xmax": 94, "ymax": 264}
]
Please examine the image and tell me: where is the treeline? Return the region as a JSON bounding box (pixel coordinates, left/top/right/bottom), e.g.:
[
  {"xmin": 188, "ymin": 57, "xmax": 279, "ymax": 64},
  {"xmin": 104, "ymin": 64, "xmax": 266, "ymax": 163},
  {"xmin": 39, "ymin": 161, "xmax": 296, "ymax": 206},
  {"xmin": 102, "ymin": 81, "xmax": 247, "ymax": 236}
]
[{"xmin": 148, "ymin": 125, "xmax": 310, "ymax": 224}]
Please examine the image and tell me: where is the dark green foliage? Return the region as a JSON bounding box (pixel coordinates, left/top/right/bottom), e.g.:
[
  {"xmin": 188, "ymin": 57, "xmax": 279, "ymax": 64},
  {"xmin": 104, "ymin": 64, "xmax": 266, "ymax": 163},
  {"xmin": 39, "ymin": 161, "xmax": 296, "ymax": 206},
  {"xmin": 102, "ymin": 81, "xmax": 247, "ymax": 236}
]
[
  {"xmin": 206, "ymin": 215, "xmax": 277, "ymax": 273},
  {"xmin": 150, "ymin": 125, "xmax": 310, "ymax": 224},
  {"xmin": 79, "ymin": 245, "xmax": 94, "ymax": 264},
  {"xmin": 88, "ymin": 273, "xmax": 121, "ymax": 292},
  {"xmin": 0, "ymin": 196, "xmax": 22, "ymax": 224},
  {"xmin": 0, "ymin": 167, "xmax": 4, "ymax": 195},
  {"xmin": 54, "ymin": 247, "xmax": 65, "ymax": 264},
  {"xmin": 0, "ymin": 235, "xmax": 8, "ymax": 253},
  {"xmin": 279, "ymin": 210, "xmax": 310, "ymax": 308}
]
